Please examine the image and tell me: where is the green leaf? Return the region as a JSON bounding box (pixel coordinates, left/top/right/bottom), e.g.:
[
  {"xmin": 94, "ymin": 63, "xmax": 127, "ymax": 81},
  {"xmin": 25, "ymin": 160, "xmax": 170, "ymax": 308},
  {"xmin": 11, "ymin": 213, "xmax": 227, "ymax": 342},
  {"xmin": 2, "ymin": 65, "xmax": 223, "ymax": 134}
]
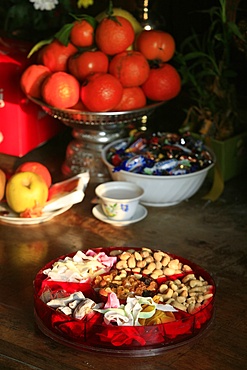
[
  {"xmin": 55, "ymin": 23, "xmax": 74, "ymax": 46},
  {"xmin": 27, "ymin": 38, "xmax": 53, "ymax": 58},
  {"xmin": 228, "ymin": 21, "xmax": 246, "ymax": 41},
  {"xmin": 70, "ymin": 13, "xmax": 97, "ymax": 29}
]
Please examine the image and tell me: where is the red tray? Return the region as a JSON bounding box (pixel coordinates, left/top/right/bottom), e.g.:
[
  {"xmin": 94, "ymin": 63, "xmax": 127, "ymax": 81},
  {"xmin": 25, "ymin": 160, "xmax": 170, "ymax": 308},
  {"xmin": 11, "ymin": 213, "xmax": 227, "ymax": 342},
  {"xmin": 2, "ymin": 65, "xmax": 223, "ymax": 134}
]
[{"xmin": 33, "ymin": 247, "xmax": 216, "ymax": 357}]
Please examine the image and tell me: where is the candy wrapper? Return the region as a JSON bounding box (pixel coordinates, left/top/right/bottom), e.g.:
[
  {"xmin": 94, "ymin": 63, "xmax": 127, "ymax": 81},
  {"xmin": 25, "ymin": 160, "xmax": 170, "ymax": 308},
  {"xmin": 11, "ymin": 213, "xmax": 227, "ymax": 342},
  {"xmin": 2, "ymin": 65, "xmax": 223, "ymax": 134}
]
[
  {"xmin": 107, "ymin": 132, "xmax": 214, "ymax": 176},
  {"xmin": 42, "ymin": 249, "xmax": 117, "ymax": 283},
  {"xmin": 95, "ymin": 294, "xmax": 177, "ymax": 326}
]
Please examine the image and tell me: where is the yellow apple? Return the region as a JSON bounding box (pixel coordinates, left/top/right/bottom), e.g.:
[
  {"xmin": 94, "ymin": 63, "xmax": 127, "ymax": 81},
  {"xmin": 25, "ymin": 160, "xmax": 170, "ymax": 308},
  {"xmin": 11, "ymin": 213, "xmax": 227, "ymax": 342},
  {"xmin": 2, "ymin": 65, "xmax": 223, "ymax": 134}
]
[
  {"xmin": 6, "ymin": 171, "xmax": 48, "ymax": 213},
  {"xmin": 16, "ymin": 161, "xmax": 52, "ymax": 188}
]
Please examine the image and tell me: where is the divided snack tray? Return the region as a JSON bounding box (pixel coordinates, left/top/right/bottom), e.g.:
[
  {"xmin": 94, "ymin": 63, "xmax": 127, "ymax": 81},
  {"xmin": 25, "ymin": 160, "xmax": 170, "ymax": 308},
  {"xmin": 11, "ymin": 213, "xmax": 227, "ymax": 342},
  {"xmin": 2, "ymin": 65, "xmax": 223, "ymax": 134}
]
[{"xmin": 34, "ymin": 247, "xmax": 216, "ymax": 357}]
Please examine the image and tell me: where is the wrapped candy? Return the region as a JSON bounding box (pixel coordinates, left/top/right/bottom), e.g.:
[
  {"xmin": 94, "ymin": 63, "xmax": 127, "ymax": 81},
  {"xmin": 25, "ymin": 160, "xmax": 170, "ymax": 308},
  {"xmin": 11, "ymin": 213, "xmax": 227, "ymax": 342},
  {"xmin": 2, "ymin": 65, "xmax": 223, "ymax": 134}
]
[
  {"xmin": 94, "ymin": 294, "xmax": 177, "ymax": 327},
  {"xmin": 107, "ymin": 132, "xmax": 214, "ymax": 176},
  {"xmin": 143, "ymin": 159, "xmax": 191, "ymax": 175},
  {"xmin": 43, "ymin": 250, "xmax": 117, "ymax": 283}
]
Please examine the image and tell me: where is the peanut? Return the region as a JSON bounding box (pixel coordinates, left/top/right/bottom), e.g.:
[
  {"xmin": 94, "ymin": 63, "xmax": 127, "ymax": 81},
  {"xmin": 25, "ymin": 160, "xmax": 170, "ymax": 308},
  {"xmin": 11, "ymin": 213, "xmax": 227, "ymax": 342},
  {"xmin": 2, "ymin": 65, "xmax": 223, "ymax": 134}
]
[
  {"xmin": 142, "ymin": 247, "xmax": 152, "ymax": 253},
  {"xmin": 155, "ymin": 271, "xmax": 214, "ymax": 314},
  {"xmin": 163, "ymin": 267, "xmax": 175, "ymax": 276},
  {"xmin": 161, "ymin": 256, "xmax": 170, "ymax": 267},
  {"xmin": 153, "ymin": 251, "xmax": 163, "ymax": 262},
  {"xmin": 168, "ymin": 259, "xmax": 180, "ymax": 270},
  {"xmin": 172, "ymin": 291, "xmax": 178, "ymax": 299},
  {"xmin": 172, "ymin": 300, "xmax": 187, "ymax": 312},
  {"xmin": 166, "ymin": 298, "xmax": 175, "ymax": 305},
  {"xmin": 183, "ymin": 264, "xmax": 193, "ymax": 272},
  {"xmin": 189, "ymin": 286, "xmax": 208, "ymax": 294},
  {"xmin": 141, "ymin": 250, "xmax": 151, "ymax": 258},
  {"xmin": 189, "ymin": 279, "xmax": 204, "ymax": 288},
  {"xmin": 188, "ymin": 303, "xmax": 196, "ymax": 314},
  {"xmin": 147, "ymin": 262, "xmax": 156, "ymax": 272},
  {"xmin": 145, "ymin": 256, "xmax": 154, "ymax": 263},
  {"xmin": 177, "ymin": 296, "xmax": 186, "ymax": 304},
  {"xmin": 176, "ymin": 286, "xmax": 187, "ymax": 294},
  {"xmin": 182, "ymin": 274, "xmax": 195, "ymax": 283},
  {"xmin": 134, "ymin": 251, "xmax": 142, "ymax": 261},
  {"xmin": 114, "ymin": 249, "xmax": 214, "ymax": 315},
  {"xmin": 150, "ymin": 269, "xmax": 163, "ymax": 279},
  {"xmin": 128, "ymin": 256, "xmax": 136, "ymax": 269},
  {"xmin": 120, "ymin": 252, "xmax": 131, "ymax": 260},
  {"xmin": 132, "ymin": 267, "xmax": 141, "ymax": 274},
  {"xmin": 153, "ymin": 268, "xmax": 163, "ymax": 277},
  {"xmin": 137, "ymin": 260, "xmax": 147, "ymax": 268},
  {"xmin": 116, "ymin": 260, "xmax": 128, "ymax": 270},
  {"xmin": 127, "ymin": 249, "xmax": 136, "ymax": 254},
  {"xmin": 109, "ymin": 249, "xmax": 122, "ymax": 256},
  {"xmin": 142, "ymin": 268, "xmax": 152, "ymax": 275},
  {"xmin": 155, "ymin": 261, "xmax": 163, "ymax": 270},
  {"xmin": 150, "ymin": 272, "xmax": 160, "ymax": 280},
  {"xmin": 113, "ymin": 275, "xmax": 122, "ymax": 281},
  {"xmin": 180, "ymin": 289, "xmax": 188, "ymax": 298},
  {"xmin": 159, "ymin": 284, "xmax": 168, "ymax": 294},
  {"xmin": 169, "ymin": 282, "xmax": 178, "ymax": 291},
  {"xmin": 119, "ymin": 270, "xmax": 127, "ymax": 278},
  {"xmin": 160, "ymin": 288, "xmax": 173, "ymax": 300}
]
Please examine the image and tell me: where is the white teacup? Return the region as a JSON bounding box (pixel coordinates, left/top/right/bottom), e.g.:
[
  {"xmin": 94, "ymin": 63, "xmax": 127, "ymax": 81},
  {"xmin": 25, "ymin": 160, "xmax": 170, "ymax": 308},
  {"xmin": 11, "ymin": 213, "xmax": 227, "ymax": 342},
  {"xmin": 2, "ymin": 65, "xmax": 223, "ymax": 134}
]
[{"xmin": 95, "ymin": 181, "xmax": 144, "ymax": 221}]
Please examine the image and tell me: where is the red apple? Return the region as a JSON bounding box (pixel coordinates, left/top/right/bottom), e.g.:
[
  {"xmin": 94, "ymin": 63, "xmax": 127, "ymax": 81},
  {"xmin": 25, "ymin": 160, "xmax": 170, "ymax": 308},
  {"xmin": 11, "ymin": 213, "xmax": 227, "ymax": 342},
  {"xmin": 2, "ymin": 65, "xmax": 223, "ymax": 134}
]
[
  {"xmin": 16, "ymin": 162, "xmax": 52, "ymax": 188},
  {"xmin": 6, "ymin": 172, "xmax": 49, "ymax": 214}
]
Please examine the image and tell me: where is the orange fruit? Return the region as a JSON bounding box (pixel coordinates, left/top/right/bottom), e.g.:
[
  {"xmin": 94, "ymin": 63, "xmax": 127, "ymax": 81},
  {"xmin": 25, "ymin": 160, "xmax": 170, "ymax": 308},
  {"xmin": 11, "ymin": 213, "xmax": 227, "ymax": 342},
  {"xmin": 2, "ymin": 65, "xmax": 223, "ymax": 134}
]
[
  {"xmin": 109, "ymin": 51, "xmax": 150, "ymax": 87},
  {"xmin": 141, "ymin": 63, "xmax": 181, "ymax": 101},
  {"xmin": 38, "ymin": 39, "xmax": 77, "ymax": 72},
  {"xmin": 68, "ymin": 50, "xmax": 109, "ymax": 82},
  {"xmin": 95, "ymin": 16, "xmax": 135, "ymax": 55},
  {"xmin": 0, "ymin": 168, "xmax": 6, "ymax": 201},
  {"xmin": 81, "ymin": 73, "xmax": 123, "ymax": 112},
  {"xmin": 41, "ymin": 72, "xmax": 80, "ymax": 109},
  {"xmin": 20, "ymin": 64, "xmax": 51, "ymax": 99},
  {"xmin": 71, "ymin": 100, "xmax": 87, "ymax": 111},
  {"xmin": 114, "ymin": 87, "xmax": 146, "ymax": 111},
  {"xmin": 70, "ymin": 100, "xmax": 88, "ymax": 120},
  {"xmin": 70, "ymin": 19, "xmax": 94, "ymax": 48},
  {"xmin": 135, "ymin": 30, "xmax": 176, "ymax": 62}
]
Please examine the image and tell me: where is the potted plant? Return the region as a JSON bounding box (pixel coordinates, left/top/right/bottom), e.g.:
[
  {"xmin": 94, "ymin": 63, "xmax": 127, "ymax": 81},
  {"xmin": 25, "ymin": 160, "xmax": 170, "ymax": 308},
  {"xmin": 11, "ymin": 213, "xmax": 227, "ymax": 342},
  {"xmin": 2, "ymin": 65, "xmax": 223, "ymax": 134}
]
[{"xmin": 175, "ymin": 0, "xmax": 247, "ymax": 182}]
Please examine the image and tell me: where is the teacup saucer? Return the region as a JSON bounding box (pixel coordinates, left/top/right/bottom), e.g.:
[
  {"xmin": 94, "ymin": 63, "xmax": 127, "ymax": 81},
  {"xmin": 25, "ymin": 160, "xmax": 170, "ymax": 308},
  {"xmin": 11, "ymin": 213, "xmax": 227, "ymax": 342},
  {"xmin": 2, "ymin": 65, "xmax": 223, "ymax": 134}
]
[{"xmin": 92, "ymin": 204, "xmax": 147, "ymax": 227}]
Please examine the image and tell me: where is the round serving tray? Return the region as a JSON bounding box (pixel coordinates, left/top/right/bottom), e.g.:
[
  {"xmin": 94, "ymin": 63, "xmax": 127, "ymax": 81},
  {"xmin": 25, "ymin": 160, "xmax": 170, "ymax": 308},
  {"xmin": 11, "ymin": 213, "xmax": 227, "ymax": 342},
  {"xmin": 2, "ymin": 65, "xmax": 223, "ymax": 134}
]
[
  {"xmin": 28, "ymin": 97, "xmax": 164, "ymax": 180},
  {"xmin": 33, "ymin": 247, "xmax": 216, "ymax": 357},
  {"xmin": 28, "ymin": 97, "xmax": 164, "ymax": 128}
]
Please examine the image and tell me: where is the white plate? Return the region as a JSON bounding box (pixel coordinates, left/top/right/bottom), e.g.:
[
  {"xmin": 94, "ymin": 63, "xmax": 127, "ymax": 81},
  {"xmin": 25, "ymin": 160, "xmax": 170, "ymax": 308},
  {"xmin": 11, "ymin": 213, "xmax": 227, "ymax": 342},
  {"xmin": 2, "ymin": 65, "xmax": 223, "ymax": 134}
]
[
  {"xmin": 92, "ymin": 204, "xmax": 147, "ymax": 227},
  {"xmin": 0, "ymin": 204, "xmax": 72, "ymax": 225},
  {"xmin": 43, "ymin": 172, "xmax": 89, "ymax": 212}
]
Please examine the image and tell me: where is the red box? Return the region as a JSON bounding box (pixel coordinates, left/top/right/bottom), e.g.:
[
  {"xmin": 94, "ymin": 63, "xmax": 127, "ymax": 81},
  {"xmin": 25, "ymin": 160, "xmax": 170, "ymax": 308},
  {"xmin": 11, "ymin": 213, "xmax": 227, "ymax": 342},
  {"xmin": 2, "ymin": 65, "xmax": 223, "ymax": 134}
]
[{"xmin": 0, "ymin": 37, "xmax": 63, "ymax": 157}]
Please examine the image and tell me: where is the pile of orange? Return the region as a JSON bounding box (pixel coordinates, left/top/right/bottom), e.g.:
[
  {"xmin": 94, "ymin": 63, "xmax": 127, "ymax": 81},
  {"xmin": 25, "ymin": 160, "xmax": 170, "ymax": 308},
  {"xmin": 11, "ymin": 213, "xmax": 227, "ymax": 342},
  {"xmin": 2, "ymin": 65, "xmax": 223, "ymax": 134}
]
[{"xmin": 21, "ymin": 11, "xmax": 181, "ymax": 112}]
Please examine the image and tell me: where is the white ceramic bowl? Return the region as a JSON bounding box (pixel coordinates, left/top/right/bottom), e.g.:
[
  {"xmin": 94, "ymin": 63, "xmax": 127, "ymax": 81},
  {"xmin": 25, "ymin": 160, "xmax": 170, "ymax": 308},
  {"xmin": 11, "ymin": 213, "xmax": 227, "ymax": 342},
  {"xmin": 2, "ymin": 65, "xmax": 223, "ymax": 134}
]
[
  {"xmin": 101, "ymin": 139, "xmax": 215, "ymax": 207},
  {"xmin": 95, "ymin": 181, "xmax": 144, "ymax": 221}
]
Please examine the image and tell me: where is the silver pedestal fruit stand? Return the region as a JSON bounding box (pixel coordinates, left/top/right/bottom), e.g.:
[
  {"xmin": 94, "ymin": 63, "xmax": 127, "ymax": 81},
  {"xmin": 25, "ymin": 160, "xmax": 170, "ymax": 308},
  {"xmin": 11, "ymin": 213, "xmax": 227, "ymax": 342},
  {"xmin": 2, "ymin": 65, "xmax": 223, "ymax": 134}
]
[{"xmin": 29, "ymin": 97, "xmax": 163, "ymax": 182}]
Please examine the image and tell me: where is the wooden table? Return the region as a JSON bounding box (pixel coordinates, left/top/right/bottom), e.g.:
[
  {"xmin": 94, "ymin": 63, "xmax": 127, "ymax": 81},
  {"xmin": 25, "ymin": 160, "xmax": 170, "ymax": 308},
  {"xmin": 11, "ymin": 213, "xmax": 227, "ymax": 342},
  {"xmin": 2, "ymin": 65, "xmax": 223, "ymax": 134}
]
[{"xmin": 0, "ymin": 130, "xmax": 246, "ymax": 370}]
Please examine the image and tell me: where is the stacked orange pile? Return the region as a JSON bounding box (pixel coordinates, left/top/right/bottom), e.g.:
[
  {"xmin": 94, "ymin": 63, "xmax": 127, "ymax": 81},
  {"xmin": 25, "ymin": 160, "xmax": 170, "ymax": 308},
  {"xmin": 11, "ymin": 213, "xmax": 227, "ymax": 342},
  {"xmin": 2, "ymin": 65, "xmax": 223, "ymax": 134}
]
[{"xmin": 20, "ymin": 9, "xmax": 181, "ymax": 112}]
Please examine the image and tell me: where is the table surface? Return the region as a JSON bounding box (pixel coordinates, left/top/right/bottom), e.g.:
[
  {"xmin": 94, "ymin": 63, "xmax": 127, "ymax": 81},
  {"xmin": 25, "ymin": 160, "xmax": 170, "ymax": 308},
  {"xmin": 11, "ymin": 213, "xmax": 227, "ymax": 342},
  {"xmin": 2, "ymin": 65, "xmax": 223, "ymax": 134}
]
[{"xmin": 0, "ymin": 130, "xmax": 246, "ymax": 370}]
